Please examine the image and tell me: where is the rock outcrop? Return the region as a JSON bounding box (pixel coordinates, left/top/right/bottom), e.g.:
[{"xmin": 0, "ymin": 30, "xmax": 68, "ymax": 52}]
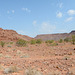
[{"xmin": 0, "ymin": 28, "xmax": 32, "ymax": 41}]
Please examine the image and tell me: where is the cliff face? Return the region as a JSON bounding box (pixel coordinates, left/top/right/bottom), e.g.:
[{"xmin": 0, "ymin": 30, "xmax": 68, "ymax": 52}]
[
  {"xmin": 0, "ymin": 28, "xmax": 32, "ymax": 41},
  {"xmin": 69, "ymin": 30, "xmax": 75, "ymax": 35},
  {"xmin": 35, "ymin": 31, "xmax": 75, "ymax": 41}
]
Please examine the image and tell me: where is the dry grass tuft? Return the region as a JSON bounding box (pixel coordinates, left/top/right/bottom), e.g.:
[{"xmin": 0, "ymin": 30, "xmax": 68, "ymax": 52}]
[{"xmin": 25, "ymin": 68, "xmax": 42, "ymax": 75}]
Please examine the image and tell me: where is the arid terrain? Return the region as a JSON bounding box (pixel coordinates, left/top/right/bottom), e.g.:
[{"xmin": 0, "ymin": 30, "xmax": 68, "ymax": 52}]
[
  {"xmin": 35, "ymin": 30, "xmax": 75, "ymax": 41},
  {"xmin": 0, "ymin": 28, "xmax": 75, "ymax": 75}
]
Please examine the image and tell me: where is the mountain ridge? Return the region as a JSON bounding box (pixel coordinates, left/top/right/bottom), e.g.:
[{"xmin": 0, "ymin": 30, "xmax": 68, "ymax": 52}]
[
  {"xmin": 35, "ymin": 30, "xmax": 75, "ymax": 41},
  {"xmin": 0, "ymin": 28, "xmax": 75, "ymax": 41}
]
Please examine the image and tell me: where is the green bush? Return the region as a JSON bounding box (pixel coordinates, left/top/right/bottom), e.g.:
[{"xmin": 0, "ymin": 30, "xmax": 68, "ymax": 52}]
[
  {"xmin": 10, "ymin": 42, "xmax": 13, "ymax": 44},
  {"xmin": 16, "ymin": 39, "xmax": 27, "ymax": 47},
  {"xmin": 36, "ymin": 39, "xmax": 42, "ymax": 44},
  {"xmin": 50, "ymin": 43, "xmax": 58, "ymax": 46},
  {"xmin": 30, "ymin": 39, "xmax": 36, "ymax": 44},
  {"xmin": 64, "ymin": 38, "xmax": 70, "ymax": 42},
  {"xmin": 0, "ymin": 41, "xmax": 5, "ymax": 47},
  {"xmin": 72, "ymin": 35, "xmax": 75, "ymax": 44},
  {"xmin": 45, "ymin": 40, "xmax": 54, "ymax": 44},
  {"xmin": 59, "ymin": 39, "xmax": 63, "ymax": 43}
]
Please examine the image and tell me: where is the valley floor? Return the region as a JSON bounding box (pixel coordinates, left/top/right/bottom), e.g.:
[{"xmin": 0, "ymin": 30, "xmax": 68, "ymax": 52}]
[{"xmin": 0, "ymin": 43, "xmax": 75, "ymax": 75}]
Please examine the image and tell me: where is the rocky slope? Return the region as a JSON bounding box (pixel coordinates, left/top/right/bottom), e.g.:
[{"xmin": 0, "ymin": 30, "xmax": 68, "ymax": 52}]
[
  {"xmin": 0, "ymin": 28, "xmax": 32, "ymax": 41},
  {"xmin": 35, "ymin": 30, "xmax": 75, "ymax": 41}
]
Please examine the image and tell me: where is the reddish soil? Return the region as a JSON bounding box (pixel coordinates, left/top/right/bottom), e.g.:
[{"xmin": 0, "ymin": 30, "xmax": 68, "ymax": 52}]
[{"xmin": 0, "ymin": 42, "xmax": 75, "ymax": 75}]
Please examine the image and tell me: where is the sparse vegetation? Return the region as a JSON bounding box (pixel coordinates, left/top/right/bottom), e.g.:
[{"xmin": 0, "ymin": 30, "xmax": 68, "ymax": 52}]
[
  {"xmin": 45, "ymin": 40, "xmax": 54, "ymax": 44},
  {"xmin": 36, "ymin": 39, "xmax": 42, "ymax": 44},
  {"xmin": 59, "ymin": 39, "xmax": 63, "ymax": 43},
  {"xmin": 0, "ymin": 29, "xmax": 75, "ymax": 75},
  {"xmin": 16, "ymin": 39, "xmax": 27, "ymax": 47},
  {"xmin": 12, "ymin": 49, "xmax": 16, "ymax": 51},
  {"xmin": 72, "ymin": 35, "xmax": 75, "ymax": 44},
  {"xmin": 4, "ymin": 66, "xmax": 19, "ymax": 74},
  {"xmin": 50, "ymin": 42, "xmax": 58, "ymax": 46},
  {"xmin": 7, "ymin": 45, "xmax": 12, "ymax": 48},
  {"xmin": 30, "ymin": 39, "xmax": 42, "ymax": 44},
  {"xmin": 0, "ymin": 41, "xmax": 5, "ymax": 47},
  {"xmin": 25, "ymin": 68, "xmax": 42, "ymax": 75},
  {"xmin": 10, "ymin": 42, "xmax": 13, "ymax": 44},
  {"xmin": 30, "ymin": 39, "xmax": 36, "ymax": 44},
  {"xmin": 0, "ymin": 53, "xmax": 3, "ymax": 57},
  {"xmin": 64, "ymin": 38, "xmax": 70, "ymax": 42},
  {"xmin": 5, "ymin": 55, "xmax": 11, "ymax": 58},
  {"xmin": 17, "ymin": 50, "xmax": 22, "ymax": 55},
  {"xmin": 20, "ymin": 54, "xmax": 29, "ymax": 58},
  {"xmin": 45, "ymin": 40, "xmax": 58, "ymax": 46}
]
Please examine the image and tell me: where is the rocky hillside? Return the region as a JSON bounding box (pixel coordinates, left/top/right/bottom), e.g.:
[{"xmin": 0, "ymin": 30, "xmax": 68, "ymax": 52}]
[
  {"xmin": 35, "ymin": 30, "xmax": 75, "ymax": 41},
  {"xmin": 0, "ymin": 28, "xmax": 75, "ymax": 41},
  {"xmin": 0, "ymin": 28, "xmax": 32, "ymax": 41}
]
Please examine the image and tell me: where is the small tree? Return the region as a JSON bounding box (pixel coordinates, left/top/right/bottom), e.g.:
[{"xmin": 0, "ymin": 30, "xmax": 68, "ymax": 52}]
[
  {"xmin": 36, "ymin": 39, "xmax": 42, "ymax": 44},
  {"xmin": 64, "ymin": 38, "xmax": 70, "ymax": 42},
  {"xmin": 0, "ymin": 41, "xmax": 5, "ymax": 47},
  {"xmin": 16, "ymin": 39, "xmax": 27, "ymax": 47},
  {"xmin": 30, "ymin": 39, "xmax": 36, "ymax": 44},
  {"xmin": 59, "ymin": 39, "xmax": 63, "ymax": 43},
  {"xmin": 45, "ymin": 40, "xmax": 54, "ymax": 44},
  {"xmin": 72, "ymin": 35, "xmax": 75, "ymax": 44}
]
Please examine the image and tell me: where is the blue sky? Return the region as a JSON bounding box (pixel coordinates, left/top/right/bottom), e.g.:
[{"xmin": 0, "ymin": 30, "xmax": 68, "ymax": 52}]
[{"xmin": 0, "ymin": 0, "xmax": 75, "ymax": 37}]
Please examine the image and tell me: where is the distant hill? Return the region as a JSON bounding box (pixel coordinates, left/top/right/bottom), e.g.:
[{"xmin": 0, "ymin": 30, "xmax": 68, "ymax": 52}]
[
  {"xmin": 35, "ymin": 30, "xmax": 75, "ymax": 41},
  {"xmin": 0, "ymin": 28, "xmax": 75, "ymax": 41},
  {"xmin": 0, "ymin": 28, "xmax": 32, "ymax": 41}
]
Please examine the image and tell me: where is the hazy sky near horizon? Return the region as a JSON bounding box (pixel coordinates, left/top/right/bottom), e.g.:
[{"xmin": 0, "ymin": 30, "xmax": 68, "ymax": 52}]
[{"xmin": 0, "ymin": 0, "xmax": 75, "ymax": 37}]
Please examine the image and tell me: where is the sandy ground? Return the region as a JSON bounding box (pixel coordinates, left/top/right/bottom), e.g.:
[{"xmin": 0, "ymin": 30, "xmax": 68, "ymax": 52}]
[{"xmin": 0, "ymin": 42, "xmax": 75, "ymax": 75}]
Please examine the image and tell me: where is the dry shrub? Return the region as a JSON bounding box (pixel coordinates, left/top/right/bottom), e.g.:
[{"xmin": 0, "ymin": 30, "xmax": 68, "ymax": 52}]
[
  {"xmin": 4, "ymin": 66, "xmax": 19, "ymax": 74},
  {"xmin": 0, "ymin": 41, "xmax": 5, "ymax": 47},
  {"xmin": 25, "ymin": 68, "xmax": 42, "ymax": 75}
]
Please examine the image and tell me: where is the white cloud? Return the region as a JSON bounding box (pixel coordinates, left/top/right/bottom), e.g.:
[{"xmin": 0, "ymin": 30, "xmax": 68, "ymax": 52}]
[
  {"xmin": 33, "ymin": 20, "xmax": 37, "ymax": 26},
  {"xmin": 66, "ymin": 17, "xmax": 73, "ymax": 22},
  {"xmin": 56, "ymin": 12, "xmax": 63, "ymax": 18},
  {"xmin": 7, "ymin": 11, "xmax": 10, "ymax": 14},
  {"xmin": 22, "ymin": 8, "xmax": 31, "ymax": 13},
  {"xmin": 39, "ymin": 22, "xmax": 56, "ymax": 34},
  {"xmin": 59, "ymin": 3, "xmax": 63, "ymax": 8},
  {"xmin": 7, "ymin": 10, "xmax": 15, "ymax": 14},
  {"xmin": 67, "ymin": 10, "xmax": 75, "ymax": 15},
  {"xmin": 12, "ymin": 10, "xmax": 15, "ymax": 13}
]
